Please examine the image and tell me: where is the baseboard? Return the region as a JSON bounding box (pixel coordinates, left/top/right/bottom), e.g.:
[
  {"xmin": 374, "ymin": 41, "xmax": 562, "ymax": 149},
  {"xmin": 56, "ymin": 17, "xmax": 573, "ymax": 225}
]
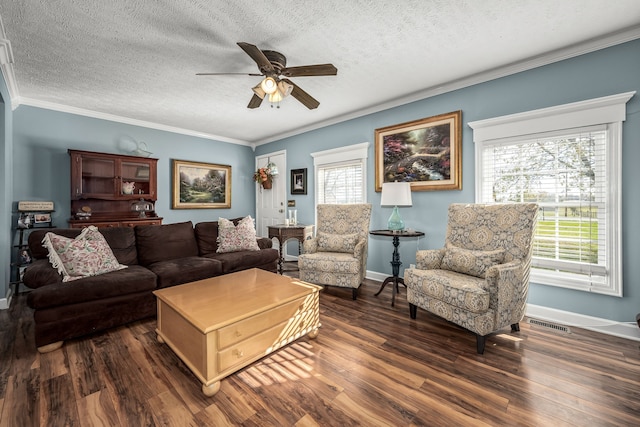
[
  {"xmin": 0, "ymin": 287, "xmax": 13, "ymax": 310},
  {"xmin": 366, "ymin": 270, "xmax": 388, "ymax": 283},
  {"xmin": 526, "ymin": 303, "xmax": 640, "ymax": 342}
]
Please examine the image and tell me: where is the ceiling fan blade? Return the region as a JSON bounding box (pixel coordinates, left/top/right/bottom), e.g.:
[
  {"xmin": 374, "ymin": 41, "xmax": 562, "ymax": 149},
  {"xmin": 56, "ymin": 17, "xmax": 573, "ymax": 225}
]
[
  {"xmin": 282, "ymin": 78, "xmax": 320, "ymax": 109},
  {"xmin": 281, "ymin": 64, "xmax": 338, "ymax": 77},
  {"xmin": 237, "ymin": 42, "xmax": 274, "ymax": 74},
  {"xmin": 196, "ymin": 72, "xmax": 263, "ymax": 76},
  {"xmin": 247, "ymin": 93, "xmax": 263, "ymax": 109}
]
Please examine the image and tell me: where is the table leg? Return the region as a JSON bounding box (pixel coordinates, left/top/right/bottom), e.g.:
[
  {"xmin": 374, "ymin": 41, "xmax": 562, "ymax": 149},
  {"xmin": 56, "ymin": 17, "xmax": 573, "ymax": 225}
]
[
  {"xmin": 277, "ymin": 239, "xmax": 284, "ymax": 274},
  {"xmin": 374, "ymin": 235, "xmax": 404, "ymax": 306}
]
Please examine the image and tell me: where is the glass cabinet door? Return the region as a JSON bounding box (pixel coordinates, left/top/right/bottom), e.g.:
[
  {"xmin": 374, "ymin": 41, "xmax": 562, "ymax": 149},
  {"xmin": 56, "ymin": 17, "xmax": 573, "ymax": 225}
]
[
  {"xmin": 79, "ymin": 157, "xmax": 116, "ymax": 197},
  {"xmin": 120, "ymin": 160, "xmax": 152, "ymax": 196}
]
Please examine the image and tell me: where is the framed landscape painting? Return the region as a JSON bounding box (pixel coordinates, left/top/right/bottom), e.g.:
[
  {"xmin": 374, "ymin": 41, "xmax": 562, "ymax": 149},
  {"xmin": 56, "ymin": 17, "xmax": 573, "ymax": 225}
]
[
  {"xmin": 172, "ymin": 160, "xmax": 231, "ymax": 209},
  {"xmin": 374, "ymin": 110, "xmax": 462, "ymax": 192}
]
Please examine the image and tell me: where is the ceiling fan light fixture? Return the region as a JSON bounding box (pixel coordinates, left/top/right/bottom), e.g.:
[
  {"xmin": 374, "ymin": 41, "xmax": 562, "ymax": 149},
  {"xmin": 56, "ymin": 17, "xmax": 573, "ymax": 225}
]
[
  {"xmin": 269, "ymin": 90, "xmax": 283, "ymax": 103},
  {"xmin": 277, "ymin": 80, "xmax": 293, "ymax": 97},
  {"xmin": 252, "ymin": 84, "xmax": 266, "ymax": 99},
  {"xmin": 261, "ymin": 77, "xmax": 278, "ymax": 94}
]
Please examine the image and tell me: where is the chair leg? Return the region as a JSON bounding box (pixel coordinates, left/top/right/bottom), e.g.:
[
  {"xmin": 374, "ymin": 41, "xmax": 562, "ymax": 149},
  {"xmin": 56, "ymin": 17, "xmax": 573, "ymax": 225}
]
[
  {"xmin": 476, "ymin": 334, "xmax": 486, "ymax": 354},
  {"xmin": 511, "ymin": 323, "xmax": 520, "ymax": 332},
  {"xmin": 352, "ymin": 288, "xmax": 358, "ymax": 300},
  {"xmin": 409, "ymin": 303, "xmax": 417, "ymax": 319}
]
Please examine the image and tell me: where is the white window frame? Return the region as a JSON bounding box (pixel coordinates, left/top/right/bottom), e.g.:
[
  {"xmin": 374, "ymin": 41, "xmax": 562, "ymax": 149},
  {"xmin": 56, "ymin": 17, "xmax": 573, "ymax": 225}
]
[
  {"xmin": 469, "ymin": 92, "xmax": 635, "ymax": 297},
  {"xmin": 311, "ymin": 142, "xmax": 369, "ymax": 209}
]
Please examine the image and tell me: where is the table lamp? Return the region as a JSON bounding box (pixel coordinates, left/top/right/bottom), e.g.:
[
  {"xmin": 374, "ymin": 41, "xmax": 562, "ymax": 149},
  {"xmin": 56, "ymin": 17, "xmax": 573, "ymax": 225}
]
[{"xmin": 380, "ymin": 182, "xmax": 412, "ymax": 231}]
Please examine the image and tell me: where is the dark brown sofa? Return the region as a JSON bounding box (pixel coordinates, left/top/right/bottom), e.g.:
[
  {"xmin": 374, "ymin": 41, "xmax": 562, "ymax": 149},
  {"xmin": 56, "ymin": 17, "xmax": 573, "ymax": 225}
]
[{"xmin": 23, "ymin": 219, "xmax": 278, "ymax": 352}]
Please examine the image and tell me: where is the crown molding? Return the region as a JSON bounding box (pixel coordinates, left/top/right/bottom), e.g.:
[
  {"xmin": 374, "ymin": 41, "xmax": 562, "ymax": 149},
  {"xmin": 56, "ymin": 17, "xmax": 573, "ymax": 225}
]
[
  {"xmin": 18, "ymin": 97, "xmax": 252, "ymax": 146},
  {"xmin": 0, "ymin": 15, "xmax": 19, "ymax": 109},
  {"xmin": 255, "ymin": 24, "xmax": 640, "ymax": 145}
]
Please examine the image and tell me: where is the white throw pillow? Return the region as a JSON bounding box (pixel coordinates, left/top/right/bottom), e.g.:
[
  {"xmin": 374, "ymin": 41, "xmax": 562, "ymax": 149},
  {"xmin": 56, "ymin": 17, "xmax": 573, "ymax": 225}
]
[
  {"xmin": 42, "ymin": 226, "xmax": 127, "ymax": 282},
  {"xmin": 216, "ymin": 216, "xmax": 261, "ymax": 253}
]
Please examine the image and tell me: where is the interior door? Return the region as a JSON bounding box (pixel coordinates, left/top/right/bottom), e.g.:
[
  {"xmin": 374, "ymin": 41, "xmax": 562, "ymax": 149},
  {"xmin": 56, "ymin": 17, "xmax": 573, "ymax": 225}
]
[{"xmin": 255, "ymin": 151, "xmax": 286, "ymax": 239}]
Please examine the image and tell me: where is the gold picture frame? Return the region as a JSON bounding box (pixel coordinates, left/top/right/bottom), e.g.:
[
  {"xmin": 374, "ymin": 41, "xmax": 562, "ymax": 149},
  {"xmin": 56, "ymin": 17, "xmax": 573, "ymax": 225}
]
[
  {"xmin": 172, "ymin": 160, "xmax": 231, "ymax": 209},
  {"xmin": 375, "ymin": 110, "xmax": 462, "ymax": 192}
]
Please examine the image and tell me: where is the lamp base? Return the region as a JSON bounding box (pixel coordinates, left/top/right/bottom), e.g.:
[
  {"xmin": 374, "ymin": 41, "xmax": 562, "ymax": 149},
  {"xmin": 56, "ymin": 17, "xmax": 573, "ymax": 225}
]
[{"xmin": 387, "ymin": 206, "xmax": 405, "ymax": 231}]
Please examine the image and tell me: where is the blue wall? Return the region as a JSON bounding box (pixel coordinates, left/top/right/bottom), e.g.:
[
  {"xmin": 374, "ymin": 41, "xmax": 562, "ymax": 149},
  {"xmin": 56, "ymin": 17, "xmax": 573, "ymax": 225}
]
[
  {"xmin": 11, "ymin": 106, "xmax": 257, "ymax": 228},
  {"xmin": 256, "ymin": 39, "xmax": 640, "ymax": 322},
  {"xmin": 5, "ymin": 39, "xmax": 640, "ymax": 322}
]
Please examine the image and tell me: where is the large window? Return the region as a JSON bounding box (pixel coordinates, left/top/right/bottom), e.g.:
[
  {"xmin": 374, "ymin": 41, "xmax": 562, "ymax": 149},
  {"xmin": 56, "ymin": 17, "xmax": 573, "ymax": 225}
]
[
  {"xmin": 470, "ymin": 92, "xmax": 634, "ymax": 296},
  {"xmin": 311, "ymin": 142, "xmax": 368, "ymax": 205}
]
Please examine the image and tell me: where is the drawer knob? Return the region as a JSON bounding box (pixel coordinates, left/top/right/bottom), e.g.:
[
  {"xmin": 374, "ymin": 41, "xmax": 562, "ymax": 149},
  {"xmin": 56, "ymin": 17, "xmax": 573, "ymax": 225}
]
[
  {"xmin": 233, "ymin": 349, "xmax": 244, "ymax": 358},
  {"xmin": 235, "ymin": 330, "xmax": 242, "ymax": 337}
]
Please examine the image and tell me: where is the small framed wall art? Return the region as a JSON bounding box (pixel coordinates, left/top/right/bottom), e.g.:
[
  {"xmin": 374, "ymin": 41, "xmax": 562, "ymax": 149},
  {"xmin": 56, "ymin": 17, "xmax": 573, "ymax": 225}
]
[{"xmin": 291, "ymin": 168, "xmax": 307, "ymax": 195}]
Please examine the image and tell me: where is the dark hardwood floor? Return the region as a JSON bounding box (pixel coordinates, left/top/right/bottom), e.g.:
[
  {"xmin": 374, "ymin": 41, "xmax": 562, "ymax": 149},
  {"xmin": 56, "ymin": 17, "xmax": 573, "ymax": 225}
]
[{"xmin": 1, "ymin": 277, "xmax": 639, "ymax": 426}]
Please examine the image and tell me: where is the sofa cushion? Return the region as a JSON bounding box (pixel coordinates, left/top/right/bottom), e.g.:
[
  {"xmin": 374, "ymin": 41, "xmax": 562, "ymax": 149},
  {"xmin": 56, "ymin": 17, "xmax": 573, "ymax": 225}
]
[
  {"xmin": 27, "ymin": 265, "xmax": 157, "ymax": 310},
  {"xmin": 216, "ymin": 216, "xmax": 260, "ymax": 253},
  {"xmin": 135, "ymin": 221, "xmax": 198, "ymax": 266},
  {"xmin": 406, "ymin": 268, "xmax": 490, "ymax": 313},
  {"xmin": 42, "ymin": 226, "xmax": 127, "ymax": 282},
  {"xmin": 204, "ymin": 248, "xmax": 279, "ymax": 274},
  {"xmin": 145, "ymin": 257, "xmax": 223, "ymax": 288},
  {"xmin": 316, "ymin": 232, "xmax": 359, "ymax": 253},
  {"xmin": 98, "ymin": 227, "xmax": 138, "ymax": 265},
  {"xmin": 441, "ymin": 246, "xmax": 505, "ymax": 278}
]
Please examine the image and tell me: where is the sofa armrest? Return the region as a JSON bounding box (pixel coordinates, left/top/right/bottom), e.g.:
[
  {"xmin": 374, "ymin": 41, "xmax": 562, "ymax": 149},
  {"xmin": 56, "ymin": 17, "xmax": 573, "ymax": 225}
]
[
  {"xmin": 22, "ymin": 259, "xmax": 62, "ymax": 289},
  {"xmin": 416, "ymin": 249, "xmax": 445, "ymax": 270},
  {"xmin": 256, "ymin": 237, "xmax": 273, "ymax": 250}
]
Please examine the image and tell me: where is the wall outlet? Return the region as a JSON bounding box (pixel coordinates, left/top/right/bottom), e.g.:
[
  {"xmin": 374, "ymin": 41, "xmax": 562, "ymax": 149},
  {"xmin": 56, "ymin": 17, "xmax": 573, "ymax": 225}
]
[{"xmin": 409, "ymin": 264, "xmax": 416, "ymax": 269}]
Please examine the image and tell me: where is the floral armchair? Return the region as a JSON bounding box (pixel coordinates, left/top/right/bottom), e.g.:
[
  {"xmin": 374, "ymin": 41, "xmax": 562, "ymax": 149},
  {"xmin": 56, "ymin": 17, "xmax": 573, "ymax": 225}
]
[
  {"xmin": 405, "ymin": 203, "xmax": 538, "ymax": 354},
  {"xmin": 298, "ymin": 204, "xmax": 372, "ymax": 300}
]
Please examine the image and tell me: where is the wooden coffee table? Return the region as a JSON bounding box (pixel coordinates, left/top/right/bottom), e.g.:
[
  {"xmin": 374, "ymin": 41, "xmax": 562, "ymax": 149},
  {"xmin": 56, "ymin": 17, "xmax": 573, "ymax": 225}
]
[{"xmin": 153, "ymin": 268, "xmax": 321, "ymax": 396}]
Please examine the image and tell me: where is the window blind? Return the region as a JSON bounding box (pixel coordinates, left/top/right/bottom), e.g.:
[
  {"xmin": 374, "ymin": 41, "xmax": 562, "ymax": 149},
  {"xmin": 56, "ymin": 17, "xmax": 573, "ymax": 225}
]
[
  {"xmin": 317, "ymin": 160, "xmax": 364, "ymax": 204},
  {"xmin": 479, "ymin": 125, "xmax": 608, "ymax": 287}
]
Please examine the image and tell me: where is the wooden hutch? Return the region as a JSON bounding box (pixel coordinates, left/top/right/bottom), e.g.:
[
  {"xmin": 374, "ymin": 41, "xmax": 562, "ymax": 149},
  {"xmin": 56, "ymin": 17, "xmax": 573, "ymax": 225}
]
[{"xmin": 67, "ymin": 149, "xmax": 163, "ymax": 228}]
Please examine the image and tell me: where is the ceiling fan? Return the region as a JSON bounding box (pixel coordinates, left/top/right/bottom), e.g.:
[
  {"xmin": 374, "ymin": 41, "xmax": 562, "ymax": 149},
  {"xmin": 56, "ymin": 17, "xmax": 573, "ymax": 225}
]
[{"xmin": 197, "ymin": 42, "xmax": 337, "ymax": 109}]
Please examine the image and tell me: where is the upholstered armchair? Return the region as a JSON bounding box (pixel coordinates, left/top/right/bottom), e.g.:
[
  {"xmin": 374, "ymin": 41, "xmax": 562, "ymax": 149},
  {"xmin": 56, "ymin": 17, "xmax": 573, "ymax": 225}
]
[
  {"xmin": 298, "ymin": 204, "xmax": 372, "ymax": 300},
  {"xmin": 405, "ymin": 203, "xmax": 538, "ymax": 354}
]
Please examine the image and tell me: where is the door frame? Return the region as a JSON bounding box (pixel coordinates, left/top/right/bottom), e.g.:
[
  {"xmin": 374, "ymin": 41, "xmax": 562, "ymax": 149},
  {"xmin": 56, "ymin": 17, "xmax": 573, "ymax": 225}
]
[{"xmin": 255, "ymin": 149, "xmax": 287, "ymax": 237}]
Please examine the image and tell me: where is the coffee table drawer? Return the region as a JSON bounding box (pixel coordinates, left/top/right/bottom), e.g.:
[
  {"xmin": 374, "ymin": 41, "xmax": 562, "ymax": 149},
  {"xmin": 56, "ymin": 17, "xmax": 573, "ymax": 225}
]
[
  {"xmin": 217, "ymin": 293, "xmax": 316, "ymax": 349},
  {"xmin": 218, "ymin": 310, "xmax": 316, "ymax": 373}
]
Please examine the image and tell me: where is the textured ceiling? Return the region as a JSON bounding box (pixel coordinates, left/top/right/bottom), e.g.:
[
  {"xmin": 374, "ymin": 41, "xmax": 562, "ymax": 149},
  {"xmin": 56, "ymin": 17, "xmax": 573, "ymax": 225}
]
[{"xmin": 1, "ymin": 1, "xmax": 640, "ymax": 145}]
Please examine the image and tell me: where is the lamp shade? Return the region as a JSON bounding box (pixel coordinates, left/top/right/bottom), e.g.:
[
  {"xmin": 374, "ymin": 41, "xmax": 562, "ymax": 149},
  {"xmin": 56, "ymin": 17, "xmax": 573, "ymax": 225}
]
[
  {"xmin": 261, "ymin": 77, "xmax": 278, "ymax": 94},
  {"xmin": 269, "ymin": 90, "xmax": 283, "ymax": 103},
  {"xmin": 277, "ymin": 80, "xmax": 293, "ymax": 97},
  {"xmin": 252, "ymin": 84, "xmax": 266, "ymax": 99},
  {"xmin": 380, "ymin": 182, "xmax": 412, "ymax": 207}
]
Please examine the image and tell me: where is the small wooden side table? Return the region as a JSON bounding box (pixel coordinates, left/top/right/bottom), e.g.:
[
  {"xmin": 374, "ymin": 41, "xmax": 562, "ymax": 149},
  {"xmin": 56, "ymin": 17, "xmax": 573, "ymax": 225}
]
[
  {"xmin": 369, "ymin": 229, "xmax": 425, "ymax": 307},
  {"xmin": 268, "ymin": 224, "xmax": 314, "ymax": 274}
]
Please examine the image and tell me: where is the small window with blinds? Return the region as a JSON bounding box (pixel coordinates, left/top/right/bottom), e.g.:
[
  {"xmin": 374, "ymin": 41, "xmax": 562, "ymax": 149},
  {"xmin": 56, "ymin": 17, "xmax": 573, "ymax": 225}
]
[
  {"xmin": 311, "ymin": 142, "xmax": 369, "ymax": 206},
  {"xmin": 478, "ymin": 126, "xmax": 610, "ymax": 291},
  {"xmin": 317, "ymin": 161, "xmax": 364, "ymax": 204}
]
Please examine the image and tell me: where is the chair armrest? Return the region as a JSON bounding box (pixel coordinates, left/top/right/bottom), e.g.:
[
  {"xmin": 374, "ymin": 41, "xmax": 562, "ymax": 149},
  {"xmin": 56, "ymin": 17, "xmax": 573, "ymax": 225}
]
[
  {"xmin": 416, "ymin": 249, "xmax": 445, "ymax": 270},
  {"xmin": 303, "ymin": 237, "xmax": 318, "ymax": 254},
  {"xmin": 353, "ymin": 238, "xmax": 366, "ymax": 259},
  {"xmin": 484, "ymin": 260, "xmax": 527, "ymax": 325}
]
